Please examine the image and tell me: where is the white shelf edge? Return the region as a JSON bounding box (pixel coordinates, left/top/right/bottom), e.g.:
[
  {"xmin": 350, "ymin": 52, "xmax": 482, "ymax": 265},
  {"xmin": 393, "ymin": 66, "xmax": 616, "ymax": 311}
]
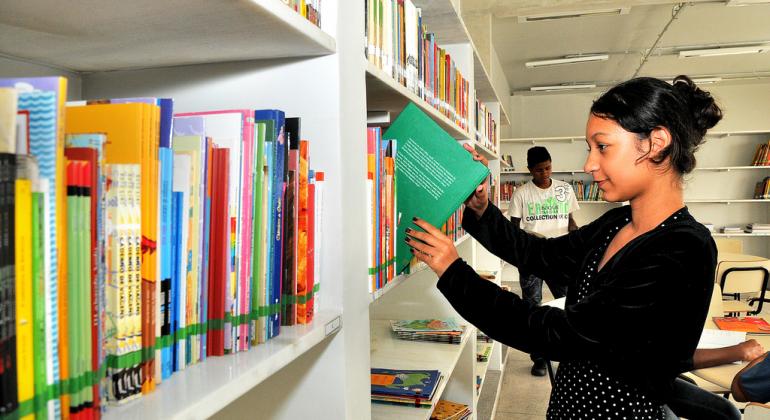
[
  {"xmin": 473, "ymin": 140, "xmax": 500, "ymax": 161},
  {"xmin": 706, "ymin": 130, "xmax": 770, "ymax": 137},
  {"xmin": 711, "ymin": 233, "xmax": 770, "ymax": 237},
  {"xmin": 501, "ymin": 136, "xmax": 584, "ymax": 143},
  {"xmin": 685, "ymin": 199, "xmax": 770, "ymax": 203},
  {"xmin": 365, "ymin": 61, "xmax": 472, "ymax": 141},
  {"xmin": 501, "ymin": 169, "xmax": 585, "ymax": 175},
  {"xmin": 370, "ymin": 234, "xmax": 471, "ymax": 303},
  {"xmin": 695, "ymin": 166, "xmax": 770, "ymax": 171},
  {"xmin": 370, "ymin": 321, "xmax": 476, "ymax": 420},
  {"xmin": 499, "ymin": 159, "xmax": 512, "ymax": 169},
  {"xmin": 104, "ymin": 309, "xmax": 343, "ymax": 420}
]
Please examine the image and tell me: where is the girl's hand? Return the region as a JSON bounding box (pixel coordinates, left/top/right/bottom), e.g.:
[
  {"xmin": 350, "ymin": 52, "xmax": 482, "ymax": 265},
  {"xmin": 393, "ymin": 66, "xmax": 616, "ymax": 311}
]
[
  {"xmin": 406, "ymin": 217, "xmax": 460, "ymax": 277},
  {"xmin": 462, "ymin": 143, "xmax": 489, "ymax": 218}
]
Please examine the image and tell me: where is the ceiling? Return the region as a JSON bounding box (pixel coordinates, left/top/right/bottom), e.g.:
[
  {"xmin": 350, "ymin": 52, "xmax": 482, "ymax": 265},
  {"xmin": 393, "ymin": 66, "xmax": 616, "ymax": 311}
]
[{"xmin": 463, "ymin": 0, "xmax": 770, "ymax": 94}]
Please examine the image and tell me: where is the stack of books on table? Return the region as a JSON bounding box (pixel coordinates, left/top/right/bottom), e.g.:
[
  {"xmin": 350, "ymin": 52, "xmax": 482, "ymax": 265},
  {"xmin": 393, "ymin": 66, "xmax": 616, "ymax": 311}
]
[
  {"xmin": 746, "ymin": 223, "xmax": 770, "ymax": 234},
  {"xmin": 430, "ymin": 400, "xmax": 472, "ymax": 420},
  {"xmin": 390, "ymin": 319, "xmax": 464, "ymax": 344},
  {"xmin": 371, "ymin": 368, "xmax": 442, "ymax": 408}
]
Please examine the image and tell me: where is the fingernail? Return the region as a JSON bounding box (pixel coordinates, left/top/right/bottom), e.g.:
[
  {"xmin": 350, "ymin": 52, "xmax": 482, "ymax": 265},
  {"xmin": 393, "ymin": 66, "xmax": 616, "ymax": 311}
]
[
  {"xmin": 404, "ymin": 237, "xmax": 411, "ymax": 242},
  {"xmin": 405, "ymin": 228, "xmax": 412, "ymax": 233},
  {"xmin": 413, "ymin": 216, "xmax": 418, "ymax": 221},
  {"xmin": 410, "ymin": 249, "xmax": 415, "ymax": 254}
]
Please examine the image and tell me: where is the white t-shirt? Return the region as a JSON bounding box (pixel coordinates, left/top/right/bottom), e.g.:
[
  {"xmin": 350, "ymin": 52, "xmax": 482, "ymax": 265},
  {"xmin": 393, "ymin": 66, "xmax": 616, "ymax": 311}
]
[{"xmin": 509, "ymin": 179, "xmax": 580, "ymax": 238}]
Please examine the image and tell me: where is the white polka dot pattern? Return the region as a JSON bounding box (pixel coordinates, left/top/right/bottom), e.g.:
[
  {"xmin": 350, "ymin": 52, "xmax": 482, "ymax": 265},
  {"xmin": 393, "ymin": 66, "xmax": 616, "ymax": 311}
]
[{"xmin": 544, "ymin": 210, "xmax": 686, "ymax": 419}]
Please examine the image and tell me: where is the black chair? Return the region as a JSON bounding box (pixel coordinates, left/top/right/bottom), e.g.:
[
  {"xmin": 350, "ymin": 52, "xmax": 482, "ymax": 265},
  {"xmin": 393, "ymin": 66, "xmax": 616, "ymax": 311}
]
[{"xmin": 667, "ymin": 376, "xmax": 741, "ymax": 420}]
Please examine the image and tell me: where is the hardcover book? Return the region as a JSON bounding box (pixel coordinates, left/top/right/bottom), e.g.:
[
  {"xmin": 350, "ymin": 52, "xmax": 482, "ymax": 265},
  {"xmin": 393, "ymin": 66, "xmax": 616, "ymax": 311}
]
[{"xmin": 383, "ymin": 103, "xmax": 489, "ymax": 274}]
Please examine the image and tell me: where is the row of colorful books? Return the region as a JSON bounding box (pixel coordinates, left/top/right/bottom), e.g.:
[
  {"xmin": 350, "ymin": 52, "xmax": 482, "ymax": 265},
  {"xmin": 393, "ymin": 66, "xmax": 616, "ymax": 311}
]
[
  {"xmin": 366, "ymin": 126, "xmax": 467, "ymax": 293},
  {"xmin": 571, "ymin": 180, "xmax": 604, "ymax": 202},
  {"xmin": 474, "ymin": 101, "xmax": 498, "ymax": 155},
  {"xmin": 0, "ymin": 77, "xmax": 325, "ymax": 419},
  {"xmin": 282, "ymin": 0, "xmax": 322, "ymax": 28},
  {"xmin": 754, "ymin": 177, "xmax": 770, "ymax": 199},
  {"xmin": 499, "ymin": 181, "xmax": 526, "ymax": 202},
  {"xmin": 365, "ymin": 0, "xmax": 470, "ymax": 132},
  {"xmin": 751, "ymin": 141, "xmax": 770, "ymax": 166}
]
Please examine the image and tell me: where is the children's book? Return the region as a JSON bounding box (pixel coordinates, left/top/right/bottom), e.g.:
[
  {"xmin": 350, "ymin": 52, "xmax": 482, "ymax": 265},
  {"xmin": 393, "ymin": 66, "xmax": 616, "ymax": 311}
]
[
  {"xmin": 430, "ymin": 400, "xmax": 471, "ymax": 420},
  {"xmin": 390, "ymin": 319, "xmax": 462, "ymax": 333},
  {"xmin": 371, "ymin": 368, "xmax": 442, "ymax": 398},
  {"xmin": 713, "ymin": 316, "xmax": 770, "ymax": 333},
  {"xmin": 383, "ymin": 102, "xmax": 489, "ymax": 274}
]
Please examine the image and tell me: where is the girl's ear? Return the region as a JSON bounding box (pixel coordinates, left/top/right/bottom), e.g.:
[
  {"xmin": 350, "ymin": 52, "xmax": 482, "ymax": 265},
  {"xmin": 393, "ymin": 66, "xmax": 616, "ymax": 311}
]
[{"xmin": 648, "ymin": 126, "xmax": 673, "ymax": 160}]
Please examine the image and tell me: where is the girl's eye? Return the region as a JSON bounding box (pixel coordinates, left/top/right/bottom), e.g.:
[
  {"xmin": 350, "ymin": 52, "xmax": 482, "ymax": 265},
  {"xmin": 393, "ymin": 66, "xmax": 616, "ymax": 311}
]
[{"xmin": 597, "ymin": 144, "xmax": 608, "ymax": 151}]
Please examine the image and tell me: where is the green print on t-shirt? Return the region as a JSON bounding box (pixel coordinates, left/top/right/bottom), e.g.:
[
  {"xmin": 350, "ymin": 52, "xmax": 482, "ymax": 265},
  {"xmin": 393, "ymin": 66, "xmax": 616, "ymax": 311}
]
[{"xmin": 526, "ymin": 197, "xmax": 570, "ymax": 217}]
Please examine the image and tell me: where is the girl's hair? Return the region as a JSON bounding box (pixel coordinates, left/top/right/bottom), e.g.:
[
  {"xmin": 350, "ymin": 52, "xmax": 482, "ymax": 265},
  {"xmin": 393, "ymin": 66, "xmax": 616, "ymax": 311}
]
[{"xmin": 590, "ymin": 75, "xmax": 723, "ymax": 174}]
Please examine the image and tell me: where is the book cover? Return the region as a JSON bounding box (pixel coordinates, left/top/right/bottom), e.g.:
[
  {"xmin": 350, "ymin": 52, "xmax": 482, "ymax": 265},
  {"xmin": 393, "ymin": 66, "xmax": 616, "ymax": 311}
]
[
  {"xmin": 251, "ymin": 122, "xmax": 267, "ymax": 345},
  {"xmin": 713, "ymin": 316, "xmax": 770, "ymax": 333},
  {"xmin": 371, "ymin": 368, "xmax": 441, "ymax": 399},
  {"xmin": 383, "ymin": 103, "xmax": 489, "ymax": 274},
  {"xmin": 296, "ymin": 139, "xmax": 310, "ymax": 324},
  {"xmin": 1, "ymin": 77, "xmax": 67, "ymax": 420},
  {"xmin": 0, "ymin": 154, "xmax": 18, "ymax": 416},
  {"xmin": 207, "ymin": 148, "xmax": 230, "ymax": 357},
  {"xmin": 15, "ymin": 160, "xmax": 35, "ymax": 420},
  {"xmin": 390, "ymin": 319, "xmax": 462, "ymax": 333},
  {"xmin": 171, "ymin": 153, "xmax": 191, "ymax": 368},
  {"xmin": 0, "ymin": 88, "xmax": 16, "ymax": 153}
]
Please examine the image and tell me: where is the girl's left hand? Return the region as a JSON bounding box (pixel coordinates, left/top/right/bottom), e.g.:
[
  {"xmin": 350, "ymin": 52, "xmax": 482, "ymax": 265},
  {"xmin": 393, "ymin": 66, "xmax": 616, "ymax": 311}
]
[{"xmin": 406, "ymin": 217, "xmax": 460, "ymax": 277}]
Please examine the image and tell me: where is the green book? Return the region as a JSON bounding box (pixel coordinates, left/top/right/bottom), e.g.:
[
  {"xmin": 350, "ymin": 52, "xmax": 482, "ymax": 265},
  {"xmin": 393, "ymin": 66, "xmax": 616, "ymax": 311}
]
[
  {"xmin": 31, "ymin": 190, "xmax": 47, "ymax": 419},
  {"xmin": 383, "ymin": 103, "xmax": 489, "ymax": 274}
]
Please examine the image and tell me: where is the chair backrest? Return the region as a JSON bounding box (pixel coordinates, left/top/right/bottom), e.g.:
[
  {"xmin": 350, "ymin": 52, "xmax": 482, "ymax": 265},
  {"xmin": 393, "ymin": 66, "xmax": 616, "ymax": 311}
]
[{"xmin": 716, "ymin": 253, "xmax": 770, "ymax": 295}]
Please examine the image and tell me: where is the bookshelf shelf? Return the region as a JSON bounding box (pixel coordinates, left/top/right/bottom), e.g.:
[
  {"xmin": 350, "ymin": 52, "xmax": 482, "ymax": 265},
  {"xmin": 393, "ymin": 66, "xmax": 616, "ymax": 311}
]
[
  {"xmin": 0, "ymin": 0, "xmax": 336, "ymax": 72},
  {"xmin": 502, "ymin": 169, "xmax": 585, "ymax": 175},
  {"xmin": 707, "ymin": 130, "xmax": 770, "ymax": 137},
  {"xmin": 500, "ymin": 159, "xmax": 512, "ymax": 169},
  {"xmin": 103, "ymin": 309, "xmax": 343, "ymax": 420},
  {"xmin": 409, "ymin": 0, "xmax": 510, "ymax": 126},
  {"xmin": 365, "ymin": 61, "xmax": 472, "ymax": 141},
  {"xmin": 712, "ymin": 233, "xmax": 770, "ymax": 237},
  {"xmin": 370, "ymin": 234, "xmax": 472, "ymax": 303},
  {"xmin": 473, "ymin": 140, "xmax": 499, "ymax": 161},
  {"xmin": 475, "ymin": 342, "xmax": 495, "ymax": 402},
  {"xmin": 695, "ymin": 166, "xmax": 770, "ymax": 172},
  {"xmin": 370, "ymin": 319, "xmax": 475, "ymax": 420},
  {"xmin": 685, "ymin": 199, "xmax": 770, "ymax": 204},
  {"xmin": 501, "ymin": 136, "xmax": 584, "ymax": 144}
]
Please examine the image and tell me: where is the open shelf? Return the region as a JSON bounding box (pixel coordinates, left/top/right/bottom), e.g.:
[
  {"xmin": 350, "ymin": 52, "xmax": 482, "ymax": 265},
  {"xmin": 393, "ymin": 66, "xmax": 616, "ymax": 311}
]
[
  {"xmin": 473, "ymin": 140, "xmax": 499, "ymax": 161},
  {"xmin": 502, "ymin": 169, "xmax": 585, "ymax": 175},
  {"xmin": 103, "ymin": 309, "xmax": 343, "ymax": 420},
  {"xmin": 370, "ymin": 234, "xmax": 471, "ymax": 303},
  {"xmin": 370, "ymin": 319, "xmax": 475, "ymax": 420},
  {"xmin": 475, "ymin": 341, "xmax": 495, "ymax": 402},
  {"xmin": 695, "ymin": 166, "xmax": 770, "ymax": 172},
  {"xmin": 712, "ymin": 233, "xmax": 770, "ymax": 237},
  {"xmin": 409, "ymin": 0, "xmax": 510, "ymax": 126},
  {"xmin": 365, "ymin": 61, "xmax": 472, "ymax": 141},
  {"xmin": 685, "ymin": 199, "xmax": 770, "ymax": 204},
  {"xmin": 706, "ymin": 130, "xmax": 770, "ymax": 137},
  {"xmin": 500, "ymin": 159, "xmax": 512, "ymax": 169},
  {"xmin": 501, "ymin": 136, "xmax": 584, "ymax": 144},
  {"xmin": 0, "ymin": 0, "xmax": 335, "ymax": 72}
]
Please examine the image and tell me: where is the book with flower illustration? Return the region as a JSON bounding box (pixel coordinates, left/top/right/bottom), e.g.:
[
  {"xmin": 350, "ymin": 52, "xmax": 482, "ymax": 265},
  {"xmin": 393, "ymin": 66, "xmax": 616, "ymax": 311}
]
[{"xmin": 713, "ymin": 316, "xmax": 770, "ymax": 333}]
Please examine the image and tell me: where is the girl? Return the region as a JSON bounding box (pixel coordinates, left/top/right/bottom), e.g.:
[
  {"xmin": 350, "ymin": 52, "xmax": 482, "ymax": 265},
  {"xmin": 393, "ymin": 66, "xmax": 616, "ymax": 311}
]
[{"xmin": 405, "ymin": 76, "xmax": 726, "ymax": 418}]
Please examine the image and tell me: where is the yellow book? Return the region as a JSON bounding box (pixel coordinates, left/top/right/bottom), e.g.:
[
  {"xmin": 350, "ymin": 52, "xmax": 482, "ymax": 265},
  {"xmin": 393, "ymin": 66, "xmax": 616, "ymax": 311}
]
[{"xmin": 15, "ymin": 177, "xmax": 34, "ymax": 420}]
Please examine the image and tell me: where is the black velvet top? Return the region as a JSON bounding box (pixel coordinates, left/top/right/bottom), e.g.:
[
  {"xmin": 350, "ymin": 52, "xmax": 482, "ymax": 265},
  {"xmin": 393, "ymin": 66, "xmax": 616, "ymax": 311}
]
[{"xmin": 437, "ymin": 204, "xmax": 716, "ymax": 416}]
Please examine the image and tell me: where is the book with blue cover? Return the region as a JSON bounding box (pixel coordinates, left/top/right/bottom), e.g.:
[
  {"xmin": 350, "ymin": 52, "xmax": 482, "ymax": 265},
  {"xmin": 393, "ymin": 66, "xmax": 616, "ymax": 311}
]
[{"xmin": 371, "ymin": 368, "xmax": 442, "ymax": 408}]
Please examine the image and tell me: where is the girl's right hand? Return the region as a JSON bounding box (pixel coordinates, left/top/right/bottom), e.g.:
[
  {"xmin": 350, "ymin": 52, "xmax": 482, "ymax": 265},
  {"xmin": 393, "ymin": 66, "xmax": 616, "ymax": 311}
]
[{"xmin": 462, "ymin": 143, "xmax": 489, "ymax": 218}]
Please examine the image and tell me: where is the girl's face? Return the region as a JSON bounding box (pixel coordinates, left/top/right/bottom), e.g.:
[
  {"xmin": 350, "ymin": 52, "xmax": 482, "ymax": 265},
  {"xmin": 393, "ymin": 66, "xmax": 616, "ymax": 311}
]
[{"xmin": 583, "ymin": 115, "xmax": 655, "ymax": 202}]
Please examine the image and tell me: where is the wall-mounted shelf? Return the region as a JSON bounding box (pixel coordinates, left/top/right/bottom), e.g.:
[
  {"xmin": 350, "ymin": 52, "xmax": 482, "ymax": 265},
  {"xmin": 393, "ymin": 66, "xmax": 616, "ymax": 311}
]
[
  {"xmin": 712, "ymin": 233, "xmax": 770, "ymax": 237},
  {"xmin": 0, "ymin": 0, "xmax": 336, "ymax": 72},
  {"xmin": 501, "ymin": 136, "xmax": 584, "ymax": 144},
  {"xmin": 370, "ymin": 319, "xmax": 475, "ymax": 420},
  {"xmin": 365, "ymin": 62, "xmax": 472, "ymax": 141},
  {"xmin": 104, "ymin": 309, "xmax": 343, "ymax": 420},
  {"xmin": 370, "ymin": 234, "xmax": 471, "ymax": 303},
  {"xmin": 695, "ymin": 166, "xmax": 770, "ymax": 172},
  {"xmin": 473, "ymin": 140, "xmax": 499, "ymax": 161},
  {"xmin": 686, "ymin": 199, "xmax": 770, "ymax": 204}
]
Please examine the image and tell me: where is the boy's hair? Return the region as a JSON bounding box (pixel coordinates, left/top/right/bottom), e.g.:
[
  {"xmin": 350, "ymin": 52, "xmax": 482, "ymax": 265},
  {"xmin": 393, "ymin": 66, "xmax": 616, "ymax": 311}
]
[{"xmin": 527, "ymin": 146, "xmax": 551, "ymax": 168}]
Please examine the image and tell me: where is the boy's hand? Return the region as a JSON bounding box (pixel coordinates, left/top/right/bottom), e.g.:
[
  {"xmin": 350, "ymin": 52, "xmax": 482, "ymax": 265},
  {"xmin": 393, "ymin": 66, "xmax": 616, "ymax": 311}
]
[{"xmin": 738, "ymin": 339, "xmax": 765, "ymax": 362}]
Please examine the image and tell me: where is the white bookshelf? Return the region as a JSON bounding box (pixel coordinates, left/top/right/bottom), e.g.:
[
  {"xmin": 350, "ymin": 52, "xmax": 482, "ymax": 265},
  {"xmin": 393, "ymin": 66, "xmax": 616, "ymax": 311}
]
[
  {"xmin": 501, "ymin": 136, "xmax": 584, "ymax": 144},
  {"xmin": 474, "ymin": 341, "xmax": 495, "ymax": 405},
  {"xmin": 104, "ymin": 309, "xmax": 343, "ymax": 420},
  {"xmin": 0, "ymin": 0, "xmax": 336, "ymax": 72},
  {"xmin": 0, "ymin": 0, "xmax": 515, "ymax": 418},
  {"xmin": 370, "ymin": 320, "xmax": 475, "ymax": 420}
]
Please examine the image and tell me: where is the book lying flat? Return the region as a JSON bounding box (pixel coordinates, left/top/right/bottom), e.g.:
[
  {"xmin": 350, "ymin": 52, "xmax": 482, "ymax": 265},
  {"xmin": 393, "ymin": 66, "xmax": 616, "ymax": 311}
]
[
  {"xmin": 713, "ymin": 316, "xmax": 770, "ymax": 333},
  {"xmin": 383, "ymin": 103, "xmax": 489, "ymax": 274},
  {"xmin": 371, "ymin": 368, "xmax": 441, "ymax": 399}
]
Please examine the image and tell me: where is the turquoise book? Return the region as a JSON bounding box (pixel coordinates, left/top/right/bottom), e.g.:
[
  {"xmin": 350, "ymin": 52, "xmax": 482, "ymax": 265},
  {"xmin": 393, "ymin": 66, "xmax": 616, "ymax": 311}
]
[{"xmin": 383, "ymin": 103, "xmax": 489, "ymax": 274}]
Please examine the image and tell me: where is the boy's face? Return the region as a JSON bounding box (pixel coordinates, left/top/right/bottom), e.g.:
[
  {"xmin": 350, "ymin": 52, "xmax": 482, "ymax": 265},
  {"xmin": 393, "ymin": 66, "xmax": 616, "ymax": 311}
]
[{"xmin": 528, "ymin": 160, "xmax": 552, "ymax": 185}]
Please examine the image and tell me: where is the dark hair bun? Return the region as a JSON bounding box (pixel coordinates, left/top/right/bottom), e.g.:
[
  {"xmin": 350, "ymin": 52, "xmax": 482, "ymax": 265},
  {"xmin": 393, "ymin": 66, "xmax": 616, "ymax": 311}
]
[{"xmin": 672, "ymin": 75, "xmax": 723, "ymax": 137}]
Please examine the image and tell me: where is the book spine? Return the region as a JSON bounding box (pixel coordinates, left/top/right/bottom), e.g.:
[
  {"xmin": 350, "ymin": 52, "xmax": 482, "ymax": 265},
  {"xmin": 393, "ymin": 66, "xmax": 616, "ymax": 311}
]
[{"xmin": 16, "ymin": 177, "xmax": 33, "ymax": 420}]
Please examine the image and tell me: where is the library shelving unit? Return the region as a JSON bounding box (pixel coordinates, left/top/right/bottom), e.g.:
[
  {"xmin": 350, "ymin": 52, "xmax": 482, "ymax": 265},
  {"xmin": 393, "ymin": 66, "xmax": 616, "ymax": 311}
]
[
  {"xmin": 500, "ymin": 131, "xmax": 770, "ymax": 258},
  {"xmin": 1, "ymin": 0, "xmax": 514, "ymax": 419}
]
